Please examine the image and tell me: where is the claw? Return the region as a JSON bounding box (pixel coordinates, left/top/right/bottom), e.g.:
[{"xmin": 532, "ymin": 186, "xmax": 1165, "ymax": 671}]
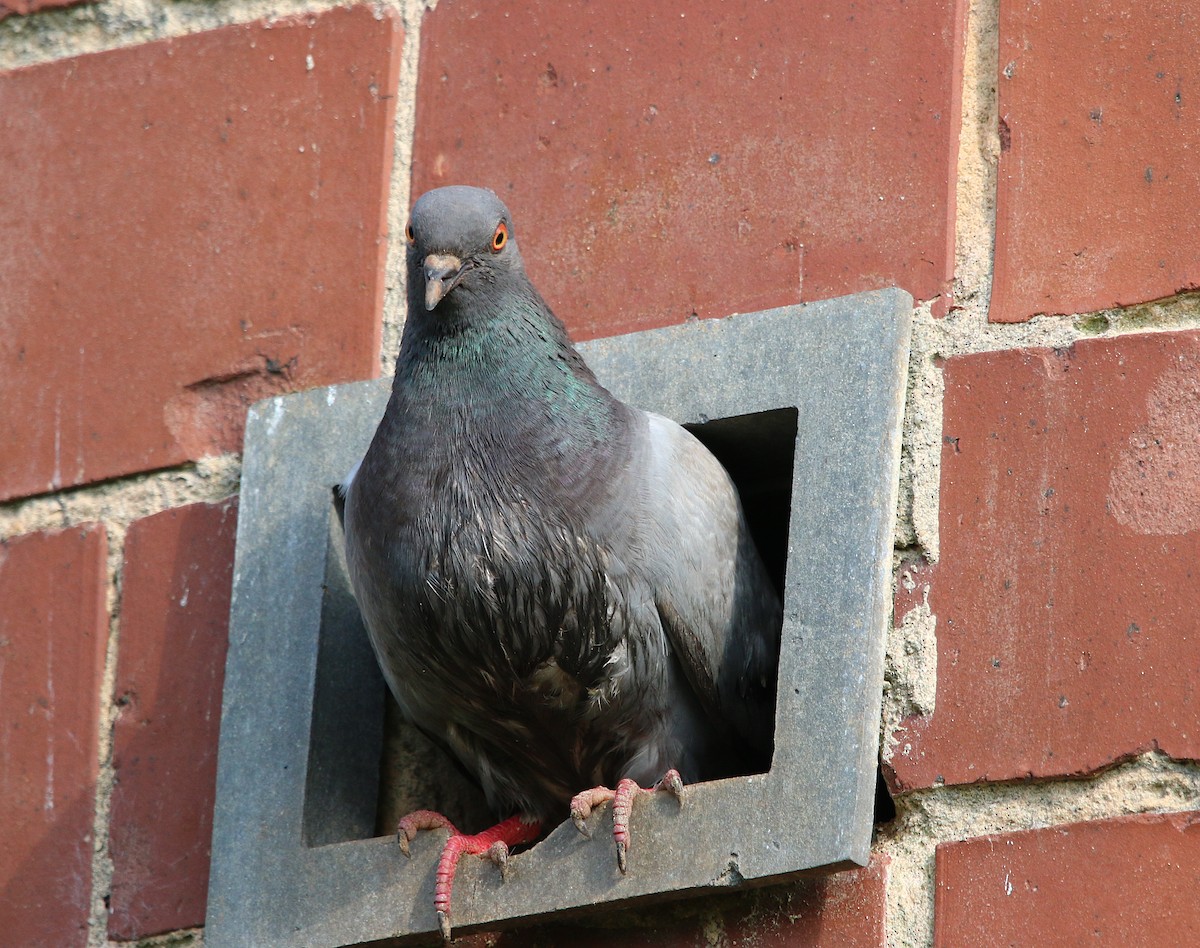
[
  {"xmin": 658, "ymin": 768, "xmax": 684, "ymax": 801},
  {"xmin": 397, "ymin": 810, "xmax": 457, "ymax": 857},
  {"xmin": 572, "ymin": 811, "xmax": 592, "ymax": 838},
  {"xmin": 570, "ymin": 785, "xmax": 615, "ymax": 838},
  {"xmin": 486, "ymin": 841, "xmax": 511, "ymax": 880}
]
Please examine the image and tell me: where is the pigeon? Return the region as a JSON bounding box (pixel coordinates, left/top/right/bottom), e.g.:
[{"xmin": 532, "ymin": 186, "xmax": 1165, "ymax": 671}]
[{"xmin": 341, "ymin": 185, "xmax": 781, "ymax": 941}]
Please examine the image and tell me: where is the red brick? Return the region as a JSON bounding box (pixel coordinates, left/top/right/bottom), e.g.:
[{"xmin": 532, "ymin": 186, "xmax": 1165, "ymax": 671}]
[
  {"xmin": 990, "ymin": 2, "xmax": 1200, "ymax": 322},
  {"xmin": 888, "ymin": 331, "xmax": 1200, "ymax": 791},
  {"xmin": 107, "ymin": 498, "xmax": 237, "ymax": 939},
  {"xmin": 0, "ymin": 0, "xmax": 95, "ymax": 17},
  {"xmin": 935, "ymin": 812, "xmax": 1200, "ymax": 945},
  {"xmin": 457, "ymin": 856, "xmax": 887, "ymax": 947},
  {"xmin": 0, "ymin": 6, "xmax": 402, "ymax": 502},
  {"xmin": 0, "ymin": 524, "xmax": 108, "ymax": 948},
  {"xmin": 413, "ymin": 0, "xmax": 965, "ymax": 340}
]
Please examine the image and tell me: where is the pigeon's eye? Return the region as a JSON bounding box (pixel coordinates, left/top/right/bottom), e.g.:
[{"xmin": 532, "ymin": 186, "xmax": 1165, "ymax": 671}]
[
  {"xmin": 490, "ymin": 221, "xmax": 508, "ymax": 253},
  {"xmin": 405, "ymin": 222, "xmax": 415, "ymax": 244}
]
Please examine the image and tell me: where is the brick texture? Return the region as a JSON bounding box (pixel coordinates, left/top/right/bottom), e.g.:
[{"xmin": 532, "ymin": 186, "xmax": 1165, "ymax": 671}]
[
  {"xmin": 888, "ymin": 331, "xmax": 1200, "ymax": 791},
  {"xmin": 457, "ymin": 856, "xmax": 887, "ymax": 947},
  {"xmin": 990, "ymin": 2, "xmax": 1200, "ymax": 322},
  {"xmin": 935, "ymin": 812, "xmax": 1200, "ymax": 944},
  {"xmin": 107, "ymin": 498, "xmax": 238, "ymax": 939},
  {"xmin": 413, "ymin": 0, "xmax": 965, "ymax": 340},
  {"xmin": 0, "ymin": 0, "xmax": 95, "ymax": 17},
  {"xmin": 0, "ymin": 525, "xmax": 108, "ymax": 948},
  {"xmin": 0, "ymin": 6, "xmax": 402, "ymax": 502}
]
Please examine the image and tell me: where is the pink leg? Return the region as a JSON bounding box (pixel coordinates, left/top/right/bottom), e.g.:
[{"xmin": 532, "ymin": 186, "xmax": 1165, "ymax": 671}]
[
  {"xmin": 396, "ymin": 810, "xmax": 542, "ymax": 942},
  {"xmin": 569, "ymin": 769, "xmax": 684, "ymax": 872}
]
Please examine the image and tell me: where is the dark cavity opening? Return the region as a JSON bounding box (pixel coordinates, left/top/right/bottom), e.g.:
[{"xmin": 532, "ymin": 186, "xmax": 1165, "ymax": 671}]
[
  {"xmin": 683, "ymin": 407, "xmax": 797, "ymax": 597},
  {"xmin": 873, "ymin": 766, "xmax": 897, "ymax": 826},
  {"xmin": 684, "ymin": 407, "xmax": 798, "ymax": 780}
]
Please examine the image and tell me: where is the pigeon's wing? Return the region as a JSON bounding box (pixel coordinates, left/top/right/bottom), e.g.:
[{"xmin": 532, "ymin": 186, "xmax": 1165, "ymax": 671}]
[{"xmin": 625, "ymin": 412, "xmax": 782, "ymax": 761}]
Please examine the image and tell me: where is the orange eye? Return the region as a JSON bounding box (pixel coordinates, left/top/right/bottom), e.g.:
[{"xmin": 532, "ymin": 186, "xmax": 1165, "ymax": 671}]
[
  {"xmin": 490, "ymin": 221, "xmax": 508, "ymax": 253},
  {"xmin": 405, "ymin": 222, "xmax": 415, "ymax": 244}
]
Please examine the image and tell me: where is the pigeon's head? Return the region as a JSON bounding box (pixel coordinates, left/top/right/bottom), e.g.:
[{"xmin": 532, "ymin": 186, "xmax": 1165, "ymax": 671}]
[{"xmin": 405, "ymin": 186, "xmax": 525, "ymax": 313}]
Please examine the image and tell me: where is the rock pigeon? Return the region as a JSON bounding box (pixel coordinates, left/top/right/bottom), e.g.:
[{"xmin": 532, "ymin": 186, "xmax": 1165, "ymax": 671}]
[{"xmin": 341, "ymin": 185, "xmax": 781, "ymax": 940}]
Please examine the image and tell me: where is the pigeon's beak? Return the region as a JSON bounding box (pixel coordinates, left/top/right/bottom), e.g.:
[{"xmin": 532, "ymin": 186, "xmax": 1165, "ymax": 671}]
[{"xmin": 423, "ymin": 253, "xmax": 466, "ymax": 311}]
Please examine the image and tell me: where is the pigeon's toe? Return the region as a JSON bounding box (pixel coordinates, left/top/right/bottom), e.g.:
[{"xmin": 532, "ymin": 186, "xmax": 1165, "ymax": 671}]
[
  {"xmin": 569, "ymin": 785, "xmax": 616, "ymax": 838},
  {"xmin": 397, "ymin": 809, "xmax": 458, "ymax": 857},
  {"xmin": 570, "ymin": 771, "xmax": 686, "ymax": 873},
  {"xmin": 419, "ymin": 814, "xmax": 541, "ymax": 942}
]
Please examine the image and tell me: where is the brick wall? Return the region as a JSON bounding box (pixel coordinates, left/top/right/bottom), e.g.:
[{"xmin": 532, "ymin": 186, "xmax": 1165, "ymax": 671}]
[{"xmin": 1, "ymin": 2, "xmax": 1197, "ymax": 946}]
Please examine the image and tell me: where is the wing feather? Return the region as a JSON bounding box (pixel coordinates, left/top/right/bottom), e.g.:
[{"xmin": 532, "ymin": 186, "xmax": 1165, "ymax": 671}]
[{"xmin": 615, "ymin": 412, "xmax": 781, "ymax": 761}]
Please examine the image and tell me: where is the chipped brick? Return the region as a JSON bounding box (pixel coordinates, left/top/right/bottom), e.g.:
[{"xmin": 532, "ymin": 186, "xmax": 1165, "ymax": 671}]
[
  {"xmin": 890, "ymin": 331, "xmax": 1200, "ymax": 790},
  {"xmin": 0, "ymin": 6, "xmax": 403, "ymax": 501}
]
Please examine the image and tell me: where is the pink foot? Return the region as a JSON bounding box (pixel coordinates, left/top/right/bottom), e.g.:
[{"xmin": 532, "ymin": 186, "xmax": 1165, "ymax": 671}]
[
  {"xmin": 396, "ymin": 810, "xmax": 542, "ymax": 942},
  {"xmin": 569, "ymin": 769, "xmax": 684, "ymax": 872}
]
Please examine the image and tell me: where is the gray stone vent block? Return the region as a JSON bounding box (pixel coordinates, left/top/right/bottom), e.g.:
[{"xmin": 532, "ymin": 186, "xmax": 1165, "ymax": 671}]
[{"xmin": 206, "ymin": 288, "xmax": 913, "ymax": 946}]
